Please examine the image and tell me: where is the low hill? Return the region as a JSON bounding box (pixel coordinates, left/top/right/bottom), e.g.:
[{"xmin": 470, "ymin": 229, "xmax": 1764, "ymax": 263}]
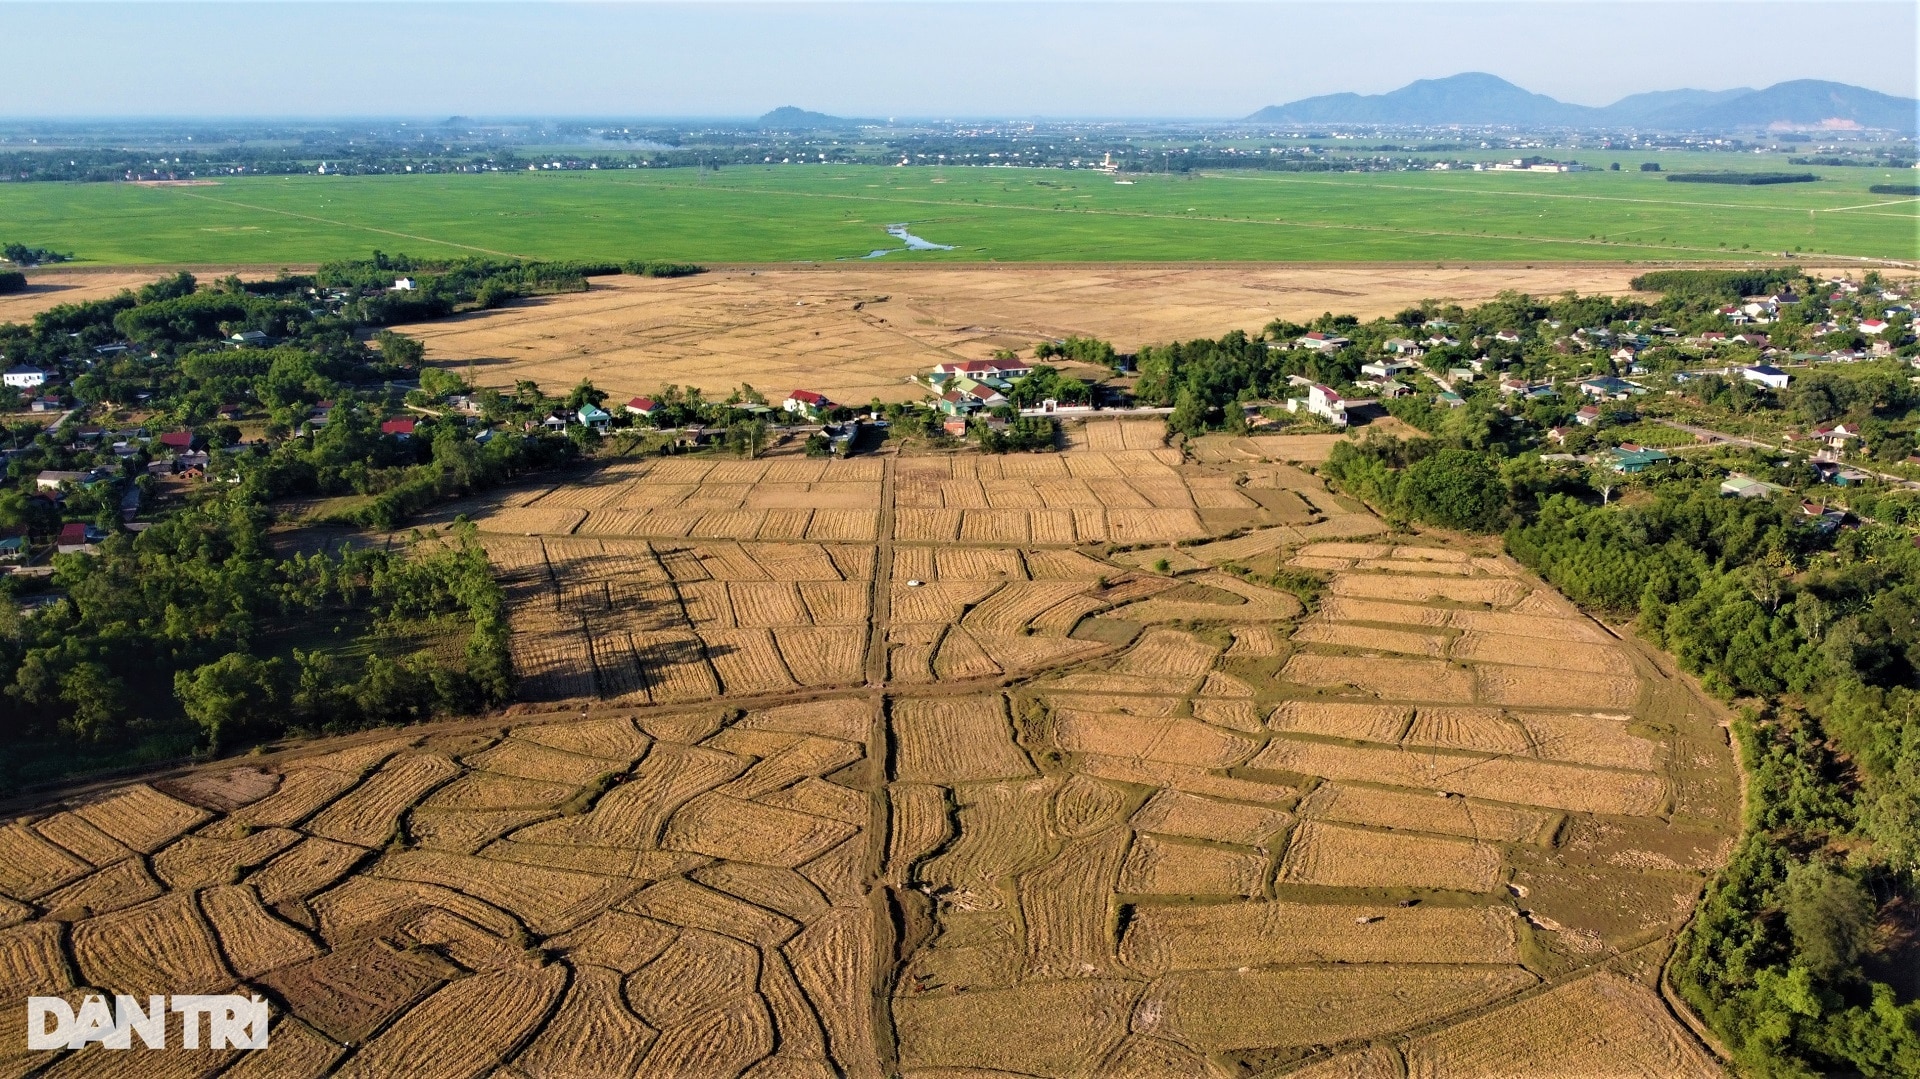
[
  {"xmin": 1597, "ymin": 87, "xmax": 1755, "ymax": 128},
  {"xmin": 756, "ymin": 106, "xmax": 874, "ymax": 129},
  {"xmin": 1247, "ymin": 73, "xmax": 1590, "ymax": 127},
  {"xmin": 1688, "ymin": 79, "xmax": 1919, "ymax": 132}
]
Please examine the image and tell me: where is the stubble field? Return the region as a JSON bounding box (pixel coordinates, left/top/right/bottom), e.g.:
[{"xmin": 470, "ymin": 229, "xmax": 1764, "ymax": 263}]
[
  {"xmin": 384, "ymin": 263, "xmax": 1676, "ymax": 406},
  {"xmin": 1, "ymin": 419, "xmax": 1739, "ymax": 1077}
]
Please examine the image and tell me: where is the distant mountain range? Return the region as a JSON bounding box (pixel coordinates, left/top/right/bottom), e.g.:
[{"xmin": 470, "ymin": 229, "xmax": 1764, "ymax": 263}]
[{"xmin": 1246, "ymin": 73, "xmax": 1919, "ymax": 132}]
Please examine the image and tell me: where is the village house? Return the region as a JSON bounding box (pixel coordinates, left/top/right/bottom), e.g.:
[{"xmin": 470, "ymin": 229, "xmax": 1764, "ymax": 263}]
[
  {"xmin": 937, "ymin": 389, "xmax": 981, "ymax": 416},
  {"xmin": 1607, "ymin": 445, "xmax": 1671, "ymax": 474},
  {"xmin": 577, "ymin": 403, "xmax": 612, "ymax": 431},
  {"xmin": 784, "ymin": 390, "xmax": 832, "ymax": 419},
  {"xmin": 1721, "ymin": 475, "xmax": 1788, "ymax": 499},
  {"xmin": 1296, "ymin": 332, "xmax": 1350, "ymax": 351},
  {"xmin": 1299, "ymin": 384, "xmax": 1348, "ymax": 426},
  {"xmin": 1574, "ymin": 405, "xmax": 1601, "ymax": 427},
  {"xmin": 1359, "ymin": 358, "xmax": 1417, "ymax": 380},
  {"xmin": 1807, "ymin": 424, "xmax": 1862, "ymax": 451},
  {"xmin": 929, "ymin": 358, "xmax": 1031, "ymax": 383},
  {"xmin": 56, "ymin": 522, "xmax": 102, "ymax": 555},
  {"xmin": 624, "ymin": 396, "xmax": 661, "ymax": 420},
  {"xmin": 36, "ymin": 469, "xmax": 101, "ymax": 492},
  {"xmin": 1579, "ymin": 376, "xmax": 1641, "ymax": 399},
  {"xmin": 380, "ymin": 417, "xmax": 418, "ymax": 438},
  {"xmin": 947, "ymin": 378, "xmax": 1007, "ymax": 410},
  {"xmin": 3, "ymin": 365, "xmax": 49, "ymax": 389},
  {"xmin": 1860, "ymin": 319, "xmax": 1889, "ymax": 335},
  {"xmin": 1741, "ymin": 365, "xmax": 1791, "ymax": 389}
]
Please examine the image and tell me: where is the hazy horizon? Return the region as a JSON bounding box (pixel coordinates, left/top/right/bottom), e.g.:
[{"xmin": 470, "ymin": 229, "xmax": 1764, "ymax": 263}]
[{"xmin": 0, "ymin": 1, "xmax": 1913, "ymax": 120}]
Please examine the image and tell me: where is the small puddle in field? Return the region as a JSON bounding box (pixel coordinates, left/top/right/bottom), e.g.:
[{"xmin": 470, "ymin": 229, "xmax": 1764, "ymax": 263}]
[{"xmin": 857, "ymin": 224, "xmax": 956, "ymax": 258}]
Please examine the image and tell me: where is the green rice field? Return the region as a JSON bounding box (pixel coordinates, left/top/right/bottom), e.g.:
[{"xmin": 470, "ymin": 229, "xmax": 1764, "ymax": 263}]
[{"xmin": 2, "ymin": 160, "xmax": 1914, "ymax": 265}]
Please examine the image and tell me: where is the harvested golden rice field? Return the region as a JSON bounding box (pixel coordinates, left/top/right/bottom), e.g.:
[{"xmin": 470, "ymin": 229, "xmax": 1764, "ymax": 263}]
[
  {"xmin": 378, "ymin": 264, "xmax": 1669, "ymax": 408},
  {"xmin": 4, "ymin": 422, "xmax": 1738, "ymax": 1076}
]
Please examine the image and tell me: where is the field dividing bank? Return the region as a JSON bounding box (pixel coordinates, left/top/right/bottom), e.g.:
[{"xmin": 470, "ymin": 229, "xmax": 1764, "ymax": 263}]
[{"xmin": 0, "ymin": 163, "xmax": 1912, "ymax": 265}]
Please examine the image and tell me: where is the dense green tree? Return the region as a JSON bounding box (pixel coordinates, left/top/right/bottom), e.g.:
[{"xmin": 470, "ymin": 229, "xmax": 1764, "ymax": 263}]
[{"xmin": 175, "ymin": 653, "xmax": 285, "ymax": 750}]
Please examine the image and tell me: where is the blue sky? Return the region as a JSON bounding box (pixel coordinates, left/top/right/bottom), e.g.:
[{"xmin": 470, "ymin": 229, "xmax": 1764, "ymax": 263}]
[{"xmin": 2, "ymin": 2, "xmax": 1914, "ymax": 119}]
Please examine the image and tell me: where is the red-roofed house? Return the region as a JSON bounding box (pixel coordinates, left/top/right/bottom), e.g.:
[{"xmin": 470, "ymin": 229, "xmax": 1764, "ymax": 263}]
[
  {"xmin": 1810, "ymin": 424, "xmax": 1861, "ymax": 450},
  {"xmin": 380, "ymin": 417, "xmax": 417, "ymax": 438},
  {"xmin": 783, "ymin": 390, "xmax": 831, "ymax": 418},
  {"xmin": 1300, "ymin": 384, "xmax": 1348, "ymax": 427},
  {"xmin": 1296, "ymin": 332, "xmax": 1351, "ymax": 351},
  {"xmin": 1860, "ymin": 319, "xmax": 1889, "ymax": 335},
  {"xmin": 930, "ymin": 358, "xmax": 1031, "ymax": 381},
  {"xmin": 56, "ymin": 522, "xmax": 96, "ymax": 555},
  {"xmin": 156, "ymin": 431, "xmax": 198, "ymax": 452},
  {"xmin": 625, "ymin": 396, "xmax": 661, "ymax": 418}
]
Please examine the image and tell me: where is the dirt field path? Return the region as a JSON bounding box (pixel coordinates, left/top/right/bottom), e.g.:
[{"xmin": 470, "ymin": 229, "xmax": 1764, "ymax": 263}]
[{"xmin": 865, "ymin": 455, "xmax": 898, "ymax": 686}]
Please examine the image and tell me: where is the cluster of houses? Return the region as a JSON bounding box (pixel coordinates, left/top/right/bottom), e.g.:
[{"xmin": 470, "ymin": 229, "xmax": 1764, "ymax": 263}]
[
  {"xmin": 1473, "ymin": 158, "xmax": 1587, "ymax": 173},
  {"xmin": 925, "ymin": 358, "xmax": 1032, "ymax": 416}
]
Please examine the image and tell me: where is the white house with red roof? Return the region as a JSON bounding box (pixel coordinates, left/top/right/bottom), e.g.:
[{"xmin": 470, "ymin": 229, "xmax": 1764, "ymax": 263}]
[
  {"xmin": 930, "ymin": 358, "xmax": 1031, "ymax": 381},
  {"xmin": 1298, "ymin": 384, "xmax": 1347, "ymax": 426},
  {"xmin": 624, "ymin": 396, "xmax": 661, "ymax": 418},
  {"xmin": 784, "ymin": 389, "xmax": 832, "ymax": 418},
  {"xmin": 1296, "ymin": 332, "xmax": 1350, "ymax": 351},
  {"xmin": 1859, "ymin": 319, "xmax": 1889, "ymax": 335},
  {"xmin": 1809, "ymin": 423, "xmax": 1862, "ymax": 450}
]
